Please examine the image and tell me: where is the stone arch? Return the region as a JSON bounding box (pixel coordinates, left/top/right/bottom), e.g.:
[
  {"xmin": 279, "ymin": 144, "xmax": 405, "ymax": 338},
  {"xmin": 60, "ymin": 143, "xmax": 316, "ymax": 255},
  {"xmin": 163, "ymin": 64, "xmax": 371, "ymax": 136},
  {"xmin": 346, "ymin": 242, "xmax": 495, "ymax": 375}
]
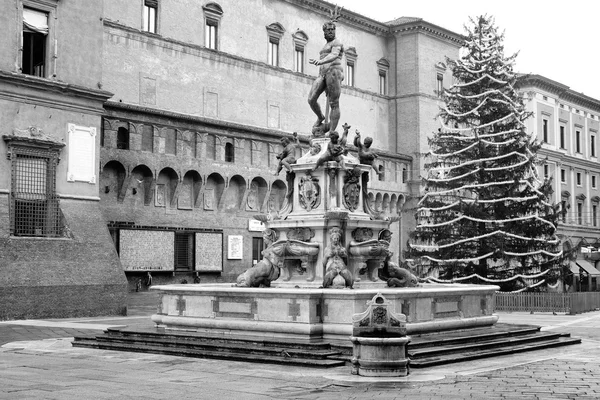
[
  {"xmin": 396, "ymin": 194, "xmax": 406, "ymax": 215},
  {"xmin": 156, "ymin": 167, "xmax": 179, "ymax": 207},
  {"xmin": 375, "ymin": 192, "xmax": 383, "ymax": 212},
  {"xmin": 270, "ymin": 179, "xmax": 287, "ymax": 212},
  {"xmin": 382, "ymin": 193, "xmax": 390, "ymax": 214},
  {"xmin": 131, "ymin": 164, "xmax": 154, "ymax": 206},
  {"xmin": 181, "ymin": 170, "xmax": 202, "ymax": 209},
  {"xmin": 248, "ymin": 176, "xmax": 268, "ymax": 212},
  {"xmin": 390, "ymin": 194, "xmax": 398, "ymax": 215},
  {"xmin": 368, "ymin": 192, "xmax": 375, "ymax": 211},
  {"xmin": 100, "ymin": 160, "xmax": 126, "ymax": 202},
  {"xmin": 204, "ymin": 173, "xmax": 225, "ymax": 211},
  {"xmin": 222, "ymin": 174, "xmax": 246, "ymax": 211}
]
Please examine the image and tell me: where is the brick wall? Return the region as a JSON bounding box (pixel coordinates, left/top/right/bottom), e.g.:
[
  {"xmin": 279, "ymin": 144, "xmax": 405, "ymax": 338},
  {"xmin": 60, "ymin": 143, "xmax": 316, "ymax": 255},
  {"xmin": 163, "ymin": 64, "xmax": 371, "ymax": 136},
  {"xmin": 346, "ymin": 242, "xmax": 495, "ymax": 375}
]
[{"xmin": 0, "ymin": 196, "xmax": 128, "ymax": 320}]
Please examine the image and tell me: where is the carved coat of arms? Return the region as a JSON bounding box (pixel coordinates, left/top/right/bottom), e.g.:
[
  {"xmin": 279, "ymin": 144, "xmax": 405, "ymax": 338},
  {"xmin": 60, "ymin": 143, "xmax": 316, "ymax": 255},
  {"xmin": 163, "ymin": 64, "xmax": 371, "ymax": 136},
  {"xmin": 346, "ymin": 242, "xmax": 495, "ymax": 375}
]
[
  {"xmin": 299, "ymin": 174, "xmax": 321, "ymax": 211},
  {"xmin": 342, "ymin": 167, "xmax": 361, "ymax": 212}
]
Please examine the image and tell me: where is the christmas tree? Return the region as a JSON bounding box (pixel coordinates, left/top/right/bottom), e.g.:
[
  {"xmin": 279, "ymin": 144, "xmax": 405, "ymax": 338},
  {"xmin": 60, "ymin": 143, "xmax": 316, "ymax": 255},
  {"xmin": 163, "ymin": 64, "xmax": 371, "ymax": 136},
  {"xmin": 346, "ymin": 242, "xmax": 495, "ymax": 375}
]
[{"xmin": 407, "ymin": 15, "xmax": 565, "ymax": 292}]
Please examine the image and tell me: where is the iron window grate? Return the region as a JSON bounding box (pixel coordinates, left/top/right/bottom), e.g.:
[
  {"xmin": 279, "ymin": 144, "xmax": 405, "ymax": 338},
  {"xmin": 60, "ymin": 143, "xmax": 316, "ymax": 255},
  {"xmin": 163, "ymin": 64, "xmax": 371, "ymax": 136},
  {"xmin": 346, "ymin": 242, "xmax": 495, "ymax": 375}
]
[{"xmin": 10, "ymin": 149, "xmax": 63, "ymax": 237}]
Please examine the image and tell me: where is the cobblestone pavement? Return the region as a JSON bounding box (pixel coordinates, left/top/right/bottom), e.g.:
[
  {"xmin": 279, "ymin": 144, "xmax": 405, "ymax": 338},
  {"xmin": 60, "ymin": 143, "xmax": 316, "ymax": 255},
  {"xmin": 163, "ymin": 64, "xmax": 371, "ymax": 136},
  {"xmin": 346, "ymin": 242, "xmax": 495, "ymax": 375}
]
[{"xmin": 1, "ymin": 292, "xmax": 599, "ymax": 399}]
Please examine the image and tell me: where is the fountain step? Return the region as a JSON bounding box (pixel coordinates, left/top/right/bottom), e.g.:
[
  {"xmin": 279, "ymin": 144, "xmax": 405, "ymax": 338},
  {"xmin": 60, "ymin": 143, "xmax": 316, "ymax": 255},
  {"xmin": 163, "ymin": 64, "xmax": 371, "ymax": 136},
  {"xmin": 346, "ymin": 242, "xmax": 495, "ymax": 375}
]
[
  {"xmin": 73, "ymin": 338, "xmax": 345, "ymax": 368},
  {"xmin": 409, "ymin": 331, "xmax": 565, "ymax": 357},
  {"xmin": 73, "ymin": 328, "xmax": 345, "ymax": 368},
  {"xmin": 409, "ymin": 335, "xmax": 581, "ymax": 368},
  {"xmin": 408, "ymin": 323, "xmax": 542, "ymax": 346}
]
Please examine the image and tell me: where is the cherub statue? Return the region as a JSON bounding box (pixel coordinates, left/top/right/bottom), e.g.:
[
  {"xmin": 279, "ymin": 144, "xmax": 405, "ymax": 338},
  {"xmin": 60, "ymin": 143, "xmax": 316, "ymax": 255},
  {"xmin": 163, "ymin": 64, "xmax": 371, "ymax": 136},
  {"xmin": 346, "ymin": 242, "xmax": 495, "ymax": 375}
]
[
  {"xmin": 312, "ymin": 123, "xmax": 350, "ymax": 171},
  {"xmin": 354, "ymin": 130, "xmax": 381, "ymax": 176},
  {"xmin": 322, "ymin": 227, "xmax": 353, "ymax": 288},
  {"xmin": 274, "ymin": 132, "xmax": 300, "ymax": 175}
]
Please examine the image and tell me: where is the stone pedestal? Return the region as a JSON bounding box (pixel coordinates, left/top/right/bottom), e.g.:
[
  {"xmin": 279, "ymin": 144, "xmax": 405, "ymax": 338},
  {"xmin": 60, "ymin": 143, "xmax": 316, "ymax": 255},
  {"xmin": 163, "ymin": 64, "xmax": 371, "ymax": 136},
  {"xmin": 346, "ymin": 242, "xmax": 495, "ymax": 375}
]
[
  {"xmin": 350, "ymin": 292, "xmax": 410, "ymax": 377},
  {"xmin": 350, "ymin": 336, "xmax": 410, "ymax": 376}
]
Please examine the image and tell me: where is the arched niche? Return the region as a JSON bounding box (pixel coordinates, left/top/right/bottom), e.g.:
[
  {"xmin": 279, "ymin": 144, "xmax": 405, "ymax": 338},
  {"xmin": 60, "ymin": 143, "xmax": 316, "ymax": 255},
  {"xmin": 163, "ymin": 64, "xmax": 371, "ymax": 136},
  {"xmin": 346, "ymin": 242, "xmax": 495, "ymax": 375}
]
[
  {"xmin": 270, "ymin": 179, "xmax": 287, "ymax": 212},
  {"xmin": 368, "ymin": 192, "xmax": 375, "ymax": 211},
  {"xmin": 180, "ymin": 170, "xmax": 202, "ymax": 209},
  {"xmin": 156, "ymin": 167, "xmax": 179, "ymax": 207},
  {"xmin": 390, "ymin": 194, "xmax": 398, "ymax": 215},
  {"xmin": 375, "ymin": 192, "xmax": 383, "ymax": 212},
  {"xmin": 382, "ymin": 193, "xmax": 390, "ymax": 214},
  {"xmin": 204, "ymin": 172, "xmax": 225, "ymax": 211},
  {"xmin": 396, "ymin": 194, "xmax": 406, "ymax": 215},
  {"xmin": 100, "ymin": 160, "xmax": 126, "ymax": 202},
  {"xmin": 248, "ymin": 177, "xmax": 268, "ymax": 212},
  {"xmin": 222, "ymin": 175, "xmax": 246, "ymax": 211},
  {"xmin": 131, "ymin": 164, "xmax": 154, "ymax": 206}
]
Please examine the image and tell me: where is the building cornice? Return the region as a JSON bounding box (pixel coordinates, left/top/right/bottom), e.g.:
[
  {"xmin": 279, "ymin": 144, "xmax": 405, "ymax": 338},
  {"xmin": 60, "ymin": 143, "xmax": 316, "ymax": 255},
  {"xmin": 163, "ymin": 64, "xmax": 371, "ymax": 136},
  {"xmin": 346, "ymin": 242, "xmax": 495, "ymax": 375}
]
[
  {"xmin": 281, "ymin": 0, "xmax": 389, "ymax": 35},
  {"xmin": 518, "ymin": 74, "xmax": 600, "ymax": 114},
  {"xmin": 538, "ymin": 148, "xmax": 600, "ymax": 171},
  {"xmin": 390, "ymin": 20, "xmax": 464, "ymax": 46},
  {"xmin": 0, "ymin": 70, "xmax": 113, "ymax": 114}
]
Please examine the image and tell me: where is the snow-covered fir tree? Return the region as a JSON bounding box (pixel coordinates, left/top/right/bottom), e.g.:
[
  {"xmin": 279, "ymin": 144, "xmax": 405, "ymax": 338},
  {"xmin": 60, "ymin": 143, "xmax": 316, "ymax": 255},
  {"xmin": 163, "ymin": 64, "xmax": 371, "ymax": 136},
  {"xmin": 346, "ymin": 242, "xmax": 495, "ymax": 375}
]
[{"xmin": 407, "ymin": 15, "xmax": 565, "ymax": 292}]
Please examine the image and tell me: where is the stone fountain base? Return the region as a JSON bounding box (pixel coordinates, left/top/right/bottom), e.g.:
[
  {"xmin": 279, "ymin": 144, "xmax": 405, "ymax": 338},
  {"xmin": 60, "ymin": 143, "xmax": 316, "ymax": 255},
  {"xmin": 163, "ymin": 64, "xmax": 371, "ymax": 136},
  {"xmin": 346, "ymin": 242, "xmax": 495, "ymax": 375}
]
[{"xmin": 150, "ymin": 283, "xmax": 499, "ymax": 343}]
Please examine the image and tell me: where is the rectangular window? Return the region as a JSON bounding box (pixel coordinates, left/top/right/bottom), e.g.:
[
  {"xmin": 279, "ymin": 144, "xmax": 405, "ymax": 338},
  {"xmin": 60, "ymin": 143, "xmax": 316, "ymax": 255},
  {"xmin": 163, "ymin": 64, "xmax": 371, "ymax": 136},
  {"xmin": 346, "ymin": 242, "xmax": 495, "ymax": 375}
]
[
  {"xmin": 205, "ymin": 19, "xmax": 218, "ymax": 49},
  {"xmin": 543, "ymin": 164, "xmax": 549, "ymax": 178},
  {"xmin": 593, "ymin": 175, "xmax": 597, "ymax": 189},
  {"xmin": 379, "ymin": 71, "xmax": 387, "ymax": 95},
  {"xmin": 592, "ymin": 135, "xmax": 596, "ymax": 157},
  {"xmin": 251, "ymin": 237, "xmax": 264, "ymax": 266},
  {"xmin": 593, "ymin": 205, "xmax": 598, "ymax": 227},
  {"xmin": 542, "ymin": 119, "xmax": 548, "ymax": 143},
  {"xmin": 436, "ymin": 73, "xmax": 443, "ymax": 97},
  {"xmin": 294, "ymin": 47, "xmax": 304, "ymax": 73},
  {"xmin": 560, "ymin": 126, "xmax": 566, "ymax": 149},
  {"xmin": 268, "ymin": 39, "xmax": 279, "ymax": 67},
  {"xmin": 577, "ymin": 203, "xmax": 583, "ymax": 225},
  {"xmin": 174, "ymin": 232, "xmax": 193, "ymax": 270},
  {"xmin": 346, "ymin": 62, "xmax": 355, "ymax": 87},
  {"xmin": 576, "ymin": 172, "xmax": 582, "ymax": 186},
  {"xmin": 561, "ymin": 169, "xmax": 566, "ymax": 183},
  {"xmin": 576, "ymin": 130, "xmax": 581, "ymax": 153},
  {"xmin": 10, "ymin": 149, "xmax": 63, "ymax": 237},
  {"xmin": 22, "ymin": 7, "xmax": 48, "ymax": 77},
  {"xmin": 561, "ymin": 200, "xmax": 567, "ymax": 223},
  {"xmin": 142, "ymin": 1, "xmax": 157, "ymax": 33}
]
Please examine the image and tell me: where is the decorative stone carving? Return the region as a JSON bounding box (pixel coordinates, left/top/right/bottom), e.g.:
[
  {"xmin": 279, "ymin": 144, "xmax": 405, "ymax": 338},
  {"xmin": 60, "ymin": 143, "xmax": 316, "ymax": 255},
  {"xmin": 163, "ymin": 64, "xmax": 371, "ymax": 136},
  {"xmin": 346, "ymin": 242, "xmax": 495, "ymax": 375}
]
[
  {"xmin": 343, "ymin": 166, "xmax": 361, "ymax": 212},
  {"xmin": 262, "ymin": 228, "xmax": 279, "ymax": 247},
  {"xmin": 351, "ymin": 228, "xmax": 373, "ymax": 243},
  {"xmin": 271, "ymin": 239, "xmax": 320, "ymax": 282},
  {"xmin": 236, "ymin": 245, "xmax": 282, "ymax": 287},
  {"xmin": 350, "ymin": 293, "xmax": 409, "ymax": 377},
  {"xmin": 322, "ymin": 227, "xmax": 353, "ymax": 288},
  {"xmin": 299, "ymin": 173, "xmax": 321, "ymax": 211},
  {"xmin": 287, "ymin": 227, "xmax": 315, "ymax": 242},
  {"xmin": 348, "ymin": 229, "xmax": 392, "ymax": 282},
  {"xmin": 378, "ymin": 257, "xmax": 420, "ymax": 288}
]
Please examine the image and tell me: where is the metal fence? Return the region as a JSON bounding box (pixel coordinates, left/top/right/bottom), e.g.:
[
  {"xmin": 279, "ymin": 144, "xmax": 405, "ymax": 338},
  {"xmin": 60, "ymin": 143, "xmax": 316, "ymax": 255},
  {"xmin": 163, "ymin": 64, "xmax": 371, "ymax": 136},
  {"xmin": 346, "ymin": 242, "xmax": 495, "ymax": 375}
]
[{"xmin": 495, "ymin": 292, "xmax": 600, "ymax": 314}]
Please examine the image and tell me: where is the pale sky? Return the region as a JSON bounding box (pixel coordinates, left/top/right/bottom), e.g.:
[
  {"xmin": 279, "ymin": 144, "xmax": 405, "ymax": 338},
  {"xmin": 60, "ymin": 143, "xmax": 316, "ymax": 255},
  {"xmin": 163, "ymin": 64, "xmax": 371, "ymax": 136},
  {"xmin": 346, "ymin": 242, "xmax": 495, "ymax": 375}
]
[{"xmin": 337, "ymin": 0, "xmax": 600, "ymax": 100}]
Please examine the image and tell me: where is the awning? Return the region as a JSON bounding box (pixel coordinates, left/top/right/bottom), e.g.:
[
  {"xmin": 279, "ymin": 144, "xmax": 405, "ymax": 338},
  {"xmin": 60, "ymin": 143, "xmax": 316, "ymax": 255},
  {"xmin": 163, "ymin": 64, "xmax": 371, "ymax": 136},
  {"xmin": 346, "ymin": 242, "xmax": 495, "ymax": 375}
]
[
  {"xmin": 23, "ymin": 8, "xmax": 48, "ymax": 35},
  {"xmin": 576, "ymin": 259, "xmax": 600, "ymax": 276}
]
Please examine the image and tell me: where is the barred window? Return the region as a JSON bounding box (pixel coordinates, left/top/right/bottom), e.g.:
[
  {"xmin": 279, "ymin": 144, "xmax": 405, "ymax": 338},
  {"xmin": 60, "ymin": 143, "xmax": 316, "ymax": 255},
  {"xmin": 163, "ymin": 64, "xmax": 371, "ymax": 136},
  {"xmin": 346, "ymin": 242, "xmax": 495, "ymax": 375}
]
[
  {"xmin": 174, "ymin": 232, "xmax": 193, "ymax": 270},
  {"xmin": 10, "ymin": 148, "xmax": 63, "ymax": 237}
]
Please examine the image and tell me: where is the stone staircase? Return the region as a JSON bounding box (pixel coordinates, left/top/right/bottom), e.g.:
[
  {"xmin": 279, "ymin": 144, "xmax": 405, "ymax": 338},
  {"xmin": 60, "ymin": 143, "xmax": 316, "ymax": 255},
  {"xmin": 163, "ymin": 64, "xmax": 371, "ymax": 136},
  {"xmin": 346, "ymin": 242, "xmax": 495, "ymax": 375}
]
[
  {"xmin": 73, "ymin": 327, "xmax": 346, "ymax": 368},
  {"xmin": 72, "ymin": 323, "xmax": 580, "ymax": 369},
  {"xmin": 407, "ymin": 324, "xmax": 581, "ymax": 368}
]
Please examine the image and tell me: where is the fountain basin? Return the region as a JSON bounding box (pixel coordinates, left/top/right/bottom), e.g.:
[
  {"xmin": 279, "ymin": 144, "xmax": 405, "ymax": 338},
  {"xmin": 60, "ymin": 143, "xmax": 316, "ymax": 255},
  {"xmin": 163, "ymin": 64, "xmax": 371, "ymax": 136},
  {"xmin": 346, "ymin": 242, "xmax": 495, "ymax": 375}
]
[{"xmin": 150, "ymin": 283, "xmax": 499, "ymax": 342}]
